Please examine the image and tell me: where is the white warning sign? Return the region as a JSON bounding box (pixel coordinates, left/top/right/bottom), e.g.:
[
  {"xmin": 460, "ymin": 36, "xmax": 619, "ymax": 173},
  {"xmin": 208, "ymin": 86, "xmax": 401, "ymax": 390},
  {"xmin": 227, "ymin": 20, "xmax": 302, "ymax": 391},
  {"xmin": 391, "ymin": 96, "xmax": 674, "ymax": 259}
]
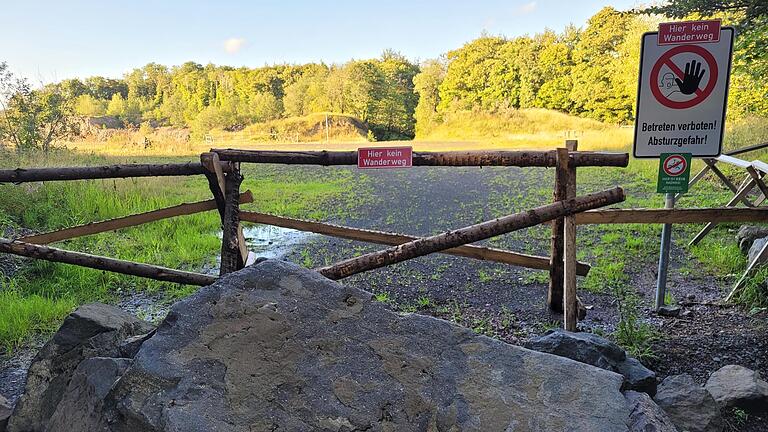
[{"xmin": 633, "ymin": 23, "xmax": 734, "ymax": 158}]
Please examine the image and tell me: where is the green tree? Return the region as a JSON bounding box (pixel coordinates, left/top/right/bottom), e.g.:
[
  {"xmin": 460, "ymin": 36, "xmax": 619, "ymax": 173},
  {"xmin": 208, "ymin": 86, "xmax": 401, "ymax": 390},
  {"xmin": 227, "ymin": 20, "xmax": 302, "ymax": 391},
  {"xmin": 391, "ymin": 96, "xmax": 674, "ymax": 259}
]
[
  {"xmin": 106, "ymin": 93, "xmax": 126, "ymax": 117},
  {"xmin": 371, "ymin": 50, "xmax": 419, "ymax": 139},
  {"xmin": 570, "ymin": 7, "xmax": 635, "ymax": 123},
  {"xmin": 74, "ymin": 94, "xmax": 107, "ymax": 116},
  {"xmin": 413, "ymin": 58, "xmax": 446, "ymax": 136},
  {"xmin": 643, "ymin": 0, "xmax": 767, "ymax": 26},
  {"xmin": 0, "ymin": 63, "xmax": 77, "ymax": 153},
  {"xmin": 438, "ymin": 36, "xmax": 517, "ymax": 112}
]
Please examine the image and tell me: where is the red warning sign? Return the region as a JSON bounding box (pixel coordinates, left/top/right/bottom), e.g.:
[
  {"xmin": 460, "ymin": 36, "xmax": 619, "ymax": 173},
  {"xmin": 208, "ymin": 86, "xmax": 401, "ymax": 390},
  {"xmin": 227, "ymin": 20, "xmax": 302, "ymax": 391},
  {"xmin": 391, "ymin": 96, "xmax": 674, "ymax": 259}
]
[
  {"xmin": 633, "ymin": 24, "xmax": 734, "ymax": 159},
  {"xmin": 650, "ymin": 45, "xmax": 718, "ymax": 109},
  {"xmin": 357, "ymin": 146, "xmax": 413, "ymax": 169},
  {"xmin": 662, "ymin": 154, "xmax": 687, "ymax": 176},
  {"xmin": 658, "ymin": 20, "xmax": 721, "ymax": 46}
]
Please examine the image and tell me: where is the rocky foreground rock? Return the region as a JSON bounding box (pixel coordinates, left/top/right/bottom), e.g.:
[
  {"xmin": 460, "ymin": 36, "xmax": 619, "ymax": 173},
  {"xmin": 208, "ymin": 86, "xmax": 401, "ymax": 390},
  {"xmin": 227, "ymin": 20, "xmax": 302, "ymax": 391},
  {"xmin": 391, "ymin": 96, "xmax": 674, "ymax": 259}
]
[
  {"xmin": 705, "ymin": 364, "xmax": 768, "ymax": 411},
  {"xmin": 6, "ymin": 260, "xmax": 677, "ymax": 431},
  {"xmin": 654, "ymin": 374, "xmax": 722, "ymax": 432},
  {"xmin": 525, "ymin": 329, "xmax": 657, "ymax": 396}
]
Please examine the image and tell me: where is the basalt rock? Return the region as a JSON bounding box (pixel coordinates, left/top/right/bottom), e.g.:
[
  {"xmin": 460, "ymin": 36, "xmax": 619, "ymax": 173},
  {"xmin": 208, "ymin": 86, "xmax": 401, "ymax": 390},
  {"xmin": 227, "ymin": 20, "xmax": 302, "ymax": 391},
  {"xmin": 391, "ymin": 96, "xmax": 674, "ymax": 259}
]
[
  {"xmin": 654, "ymin": 374, "xmax": 723, "ymax": 432},
  {"xmin": 705, "ymin": 364, "xmax": 768, "ymax": 411},
  {"xmin": 736, "ymin": 225, "xmax": 768, "ymax": 254},
  {"xmin": 10, "ymin": 261, "xmax": 658, "ymax": 431},
  {"xmin": 748, "ymin": 237, "xmax": 768, "ymax": 266},
  {"xmin": 525, "ymin": 329, "xmax": 657, "ymax": 396},
  {"xmin": 6, "ymin": 303, "xmax": 153, "ymax": 432},
  {"xmin": 624, "ymin": 390, "xmax": 678, "ymax": 432}
]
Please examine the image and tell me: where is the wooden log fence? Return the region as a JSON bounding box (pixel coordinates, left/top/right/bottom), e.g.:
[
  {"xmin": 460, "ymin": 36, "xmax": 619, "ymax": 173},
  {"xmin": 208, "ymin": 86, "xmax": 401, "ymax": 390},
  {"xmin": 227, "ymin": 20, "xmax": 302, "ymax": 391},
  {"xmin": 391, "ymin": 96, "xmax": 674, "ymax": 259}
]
[
  {"xmin": 18, "ymin": 191, "xmax": 254, "ymax": 245},
  {"xmin": 317, "ymin": 187, "xmax": 625, "ymax": 280},
  {"xmin": 0, "ymin": 162, "xmax": 231, "ymax": 183},
  {"xmin": 239, "ymin": 210, "xmax": 591, "ymax": 275},
  {"xmin": 4, "ymin": 144, "xmax": 768, "ymax": 333},
  {"xmin": 573, "ymin": 207, "xmax": 768, "ymax": 224},
  {"xmin": 212, "ymin": 148, "xmax": 630, "ymax": 168},
  {"xmin": 0, "ymin": 238, "xmax": 217, "ymax": 286}
]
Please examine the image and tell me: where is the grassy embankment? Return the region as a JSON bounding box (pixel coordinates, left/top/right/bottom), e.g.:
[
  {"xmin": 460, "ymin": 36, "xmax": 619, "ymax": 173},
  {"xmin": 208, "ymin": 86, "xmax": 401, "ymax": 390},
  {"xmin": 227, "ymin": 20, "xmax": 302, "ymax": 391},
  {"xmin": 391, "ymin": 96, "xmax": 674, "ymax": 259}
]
[{"xmin": 2, "ymin": 108, "xmax": 767, "ymax": 355}]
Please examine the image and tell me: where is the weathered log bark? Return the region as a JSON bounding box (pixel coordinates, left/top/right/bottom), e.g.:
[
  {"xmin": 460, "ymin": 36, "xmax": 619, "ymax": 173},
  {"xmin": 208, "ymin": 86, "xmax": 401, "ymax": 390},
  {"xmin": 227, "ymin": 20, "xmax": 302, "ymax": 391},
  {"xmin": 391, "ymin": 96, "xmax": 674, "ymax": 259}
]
[
  {"xmin": 219, "ymin": 166, "xmax": 246, "ymax": 275},
  {"xmin": 240, "ymin": 211, "xmax": 591, "ymax": 275},
  {"xmin": 0, "ymin": 238, "xmax": 217, "ymax": 286},
  {"xmin": 575, "ymin": 207, "xmax": 768, "ymax": 224},
  {"xmin": 317, "ymin": 187, "xmax": 625, "ymax": 280},
  {"xmin": 549, "ymin": 148, "xmax": 569, "ymax": 311},
  {"xmin": 201, "ymin": 153, "xmax": 228, "ymax": 219},
  {"xmin": 212, "ymin": 149, "xmax": 629, "ymax": 168},
  {"xmin": 18, "ymin": 192, "xmax": 253, "ymax": 245},
  {"xmin": 0, "ymin": 162, "xmax": 231, "ymax": 183},
  {"xmin": 563, "ymin": 146, "xmax": 579, "ymax": 331}
]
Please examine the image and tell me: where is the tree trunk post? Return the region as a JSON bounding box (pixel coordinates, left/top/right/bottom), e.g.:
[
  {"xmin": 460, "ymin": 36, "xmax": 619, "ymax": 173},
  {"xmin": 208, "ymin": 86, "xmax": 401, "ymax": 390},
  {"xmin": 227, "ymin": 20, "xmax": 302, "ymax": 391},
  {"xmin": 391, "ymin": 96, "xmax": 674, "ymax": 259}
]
[
  {"xmin": 219, "ymin": 163, "xmax": 246, "ymax": 275},
  {"xmin": 548, "ymin": 147, "xmax": 567, "ymax": 311},
  {"xmin": 563, "ymin": 141, "xmax": 578, "ymax": 331}
]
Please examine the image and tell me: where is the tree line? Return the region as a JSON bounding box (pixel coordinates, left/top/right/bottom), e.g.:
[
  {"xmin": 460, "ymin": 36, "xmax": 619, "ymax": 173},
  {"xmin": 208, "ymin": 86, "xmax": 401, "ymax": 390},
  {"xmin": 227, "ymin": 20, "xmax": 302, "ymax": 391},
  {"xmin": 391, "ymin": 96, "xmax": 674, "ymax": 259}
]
[{"xmin": 1, "ymin": 2, "xmax": 766, "ymax": 151}]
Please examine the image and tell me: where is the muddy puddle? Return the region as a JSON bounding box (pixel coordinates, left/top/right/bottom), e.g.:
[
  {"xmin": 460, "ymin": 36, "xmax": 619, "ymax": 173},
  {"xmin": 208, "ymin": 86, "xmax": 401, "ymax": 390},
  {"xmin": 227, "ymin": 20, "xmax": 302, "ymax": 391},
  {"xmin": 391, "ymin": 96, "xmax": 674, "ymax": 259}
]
[{"xmin": 241, "ymin": 224, "xmax": 315, "ymax": 260}]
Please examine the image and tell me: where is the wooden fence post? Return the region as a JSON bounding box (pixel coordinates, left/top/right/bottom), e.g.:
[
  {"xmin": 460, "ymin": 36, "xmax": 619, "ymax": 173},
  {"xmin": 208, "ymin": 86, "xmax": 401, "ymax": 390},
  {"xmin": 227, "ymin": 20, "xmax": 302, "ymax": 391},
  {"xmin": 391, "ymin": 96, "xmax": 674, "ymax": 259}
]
[
  {"xmin": 549, "ymin": 140, "xmax": 578, "ymax": 311},
  {"xmin": 219, "ymin": 163, "xmax": 247, "ymax": 274},
  {"xmin": 201, "ymin": 152, "xmax": 250, "ymax": 275},
  {"xmin": 548, "ymin": 148, "xmax": 567, "ymax": 311},
  {"xmin": 563, "ymin": 141, "xmax": 578, "ymax": 331}
]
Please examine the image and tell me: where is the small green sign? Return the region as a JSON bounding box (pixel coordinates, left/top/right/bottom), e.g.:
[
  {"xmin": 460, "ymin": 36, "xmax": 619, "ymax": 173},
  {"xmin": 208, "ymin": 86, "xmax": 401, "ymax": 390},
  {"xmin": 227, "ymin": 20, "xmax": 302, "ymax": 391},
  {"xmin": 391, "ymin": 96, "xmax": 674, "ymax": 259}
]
[{"xmin": 657, "ymin": 153, "xmax": 692, "ymax": 193}]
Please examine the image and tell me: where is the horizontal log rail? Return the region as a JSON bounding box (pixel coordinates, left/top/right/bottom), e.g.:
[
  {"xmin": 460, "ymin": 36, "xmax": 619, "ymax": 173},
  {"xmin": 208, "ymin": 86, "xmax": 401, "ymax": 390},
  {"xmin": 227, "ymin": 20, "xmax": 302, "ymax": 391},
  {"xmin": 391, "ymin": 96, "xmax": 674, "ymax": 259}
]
[
  {"xmin": 317, "ymin": 187, "xmax": 625, "ymax": 280},
  {"xmin": 240, "ymin": 211, "xmax": 590, "ymax": 275},
  {"xmin": 0, "ymin": 162, "xmax": 233, "ymax": 183},
  {"xmin": 212, "ymin": 148, "xmax": 629, "ymax": 168},
  {"xmin": 19, "ymin": 191, "xmax": 254, "ymax": 245},
  {"xmin": 0, "ymin": 238, "xmax": 217, "ymax": 286},
  {"xmin": 574, "ymin": 207, "xmax": 768, "ymax": 224},
  {"xmin": 725, "ymin": 141, "xmax": 768, "ymax": 156}
]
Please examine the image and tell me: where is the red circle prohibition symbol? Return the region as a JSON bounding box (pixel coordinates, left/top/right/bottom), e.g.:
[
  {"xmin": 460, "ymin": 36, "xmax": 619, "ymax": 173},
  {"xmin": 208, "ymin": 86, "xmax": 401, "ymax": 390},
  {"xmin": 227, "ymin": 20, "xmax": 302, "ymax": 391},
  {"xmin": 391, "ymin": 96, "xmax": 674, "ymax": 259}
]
[
  {"xmin": 650, "ymin": 45, "xmax": 718, "ymax": 109},
  {"xmin": 663, "ymin": 155, "xmax": 687, "ymax": 176}
]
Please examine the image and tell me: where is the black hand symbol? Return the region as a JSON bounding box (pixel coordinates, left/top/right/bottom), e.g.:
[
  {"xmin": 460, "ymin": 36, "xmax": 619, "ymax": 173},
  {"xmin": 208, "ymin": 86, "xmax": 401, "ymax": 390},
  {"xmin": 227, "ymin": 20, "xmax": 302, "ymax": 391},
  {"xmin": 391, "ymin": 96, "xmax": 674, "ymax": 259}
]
[{"xmin": 675, "ymin": 60, "xmax": 705, "ymax": 95}]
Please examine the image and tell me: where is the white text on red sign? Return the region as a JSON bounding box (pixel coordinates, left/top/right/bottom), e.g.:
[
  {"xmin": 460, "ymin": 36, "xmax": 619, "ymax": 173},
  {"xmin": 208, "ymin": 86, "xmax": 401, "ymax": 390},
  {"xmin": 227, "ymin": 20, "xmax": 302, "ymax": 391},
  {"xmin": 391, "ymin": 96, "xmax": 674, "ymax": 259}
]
[
  {"xmin": 658, "ymin": 20, "xmax": 721, "ymax": 45},
  {"xmin": 357, "ymin": 147, "xmax": 413, "ymax": 169}
]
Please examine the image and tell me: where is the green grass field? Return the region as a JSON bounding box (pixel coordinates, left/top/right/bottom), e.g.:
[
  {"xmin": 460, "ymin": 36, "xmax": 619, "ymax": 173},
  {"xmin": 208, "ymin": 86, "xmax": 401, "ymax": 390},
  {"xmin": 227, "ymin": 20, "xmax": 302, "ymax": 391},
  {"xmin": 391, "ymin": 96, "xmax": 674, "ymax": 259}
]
[{"xmin": 1, "ymin": 110, "xmax": 767, "ymax": 354}]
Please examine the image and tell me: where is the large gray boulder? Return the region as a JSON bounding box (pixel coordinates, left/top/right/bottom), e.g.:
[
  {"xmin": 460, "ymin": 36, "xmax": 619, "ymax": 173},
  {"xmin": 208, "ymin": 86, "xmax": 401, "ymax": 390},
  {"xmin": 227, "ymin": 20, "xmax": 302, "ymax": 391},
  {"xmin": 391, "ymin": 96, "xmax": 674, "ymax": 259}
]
[
  {"xmin": 705, "ymin": 364, "xmax": 768, "ymax": 411},
  {"xmin": 7, "ymin": 303, "xmax": 153, "ymax": 432},
  {"xmin": 525, "ymin": 329, "xmax": 657, "ymax": 396},
  {"xmin": 654, "ymin": 374, "xmax": 722, "ymax": 432},
  {"xmin": 99, "ymin": 260, "xmax": 635, "ymax": 431},
  {"xmin": 39, "ymin": 260, "xmax": 636, "ymax": 431},
  {"xmin": 624, "ymin": 391, "xmax": 678, "ymax": 432},
  {"xmin": 736, "ymin": 225, "xmax": 768, "ymax": 254},
  {"xmin": 10, "ymin": 261, "xmax": 676, "ymax": 431}
]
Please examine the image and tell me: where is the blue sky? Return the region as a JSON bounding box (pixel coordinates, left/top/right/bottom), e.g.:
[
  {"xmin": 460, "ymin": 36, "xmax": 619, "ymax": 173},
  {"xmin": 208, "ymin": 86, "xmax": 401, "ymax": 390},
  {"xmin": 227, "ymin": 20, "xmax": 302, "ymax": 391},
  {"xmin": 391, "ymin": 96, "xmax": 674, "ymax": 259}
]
[{"xmin": 1, "ymin": 0, "xmax": 640, "ymax": 82}]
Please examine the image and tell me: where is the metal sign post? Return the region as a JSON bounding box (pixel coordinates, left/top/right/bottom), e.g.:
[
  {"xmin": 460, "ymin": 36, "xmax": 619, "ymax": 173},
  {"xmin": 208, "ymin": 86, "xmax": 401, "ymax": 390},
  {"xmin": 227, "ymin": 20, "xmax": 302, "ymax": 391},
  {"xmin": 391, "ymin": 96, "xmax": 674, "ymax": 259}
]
[{"xmin": 655, "ymin": 193, "xmax": 675, "ymax": 310}]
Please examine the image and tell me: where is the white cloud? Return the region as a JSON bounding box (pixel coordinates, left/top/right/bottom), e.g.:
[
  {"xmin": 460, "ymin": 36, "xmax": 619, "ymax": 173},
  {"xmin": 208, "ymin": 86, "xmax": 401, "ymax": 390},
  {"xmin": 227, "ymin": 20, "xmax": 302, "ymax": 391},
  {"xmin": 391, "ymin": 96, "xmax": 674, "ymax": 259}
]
[
  {"xmin": 223, "ymin": 38, "xmax": 246, "ymax": 54},
  {"xmin": 514, "ymin": 1, "xmax": 537, "ymax": 15}
]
